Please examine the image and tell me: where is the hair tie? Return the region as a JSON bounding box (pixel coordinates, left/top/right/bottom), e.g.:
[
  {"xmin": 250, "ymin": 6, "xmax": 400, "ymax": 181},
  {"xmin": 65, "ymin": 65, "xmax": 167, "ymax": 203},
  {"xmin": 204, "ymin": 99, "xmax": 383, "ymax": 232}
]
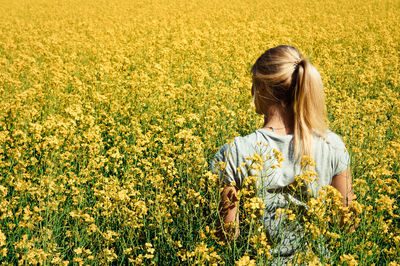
[{"xmin": 294, "ymin": 58, "xmax": 302, "ymax": 68}]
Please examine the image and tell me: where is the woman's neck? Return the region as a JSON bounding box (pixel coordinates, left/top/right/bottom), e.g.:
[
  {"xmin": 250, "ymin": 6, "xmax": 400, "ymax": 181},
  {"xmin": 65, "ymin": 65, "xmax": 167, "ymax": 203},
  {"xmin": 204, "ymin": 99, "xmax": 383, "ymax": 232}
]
[{"xmin": 262, "ymin": 104, "xmax": 294, "ymax": 135}]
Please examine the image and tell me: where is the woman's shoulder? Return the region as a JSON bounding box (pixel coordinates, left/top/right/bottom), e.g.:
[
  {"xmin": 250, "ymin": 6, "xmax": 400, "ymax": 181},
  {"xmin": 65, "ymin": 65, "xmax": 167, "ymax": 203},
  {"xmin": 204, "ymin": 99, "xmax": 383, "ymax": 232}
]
[
  {"xmin": 321, "ymin": 130, "xmax": 348, "ymax": 150},
  {"xmin": 326, "ymin": 130, "xmax": 343, "ymax": 144},
  {"xmin": 231, "ymin": 131, "xmax": 264, "ymax": 150},
  {"xmin": 214, "ymin": 131, "xmax": 261, "ymax": 158}
]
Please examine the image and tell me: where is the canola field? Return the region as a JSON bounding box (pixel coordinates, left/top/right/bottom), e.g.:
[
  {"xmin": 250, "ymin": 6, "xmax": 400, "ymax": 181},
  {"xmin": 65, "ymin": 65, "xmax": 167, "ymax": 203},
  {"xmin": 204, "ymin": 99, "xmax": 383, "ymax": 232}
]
[{"xmin": 0, "ymin": 0, "xmax": 399, "ymax": 264}]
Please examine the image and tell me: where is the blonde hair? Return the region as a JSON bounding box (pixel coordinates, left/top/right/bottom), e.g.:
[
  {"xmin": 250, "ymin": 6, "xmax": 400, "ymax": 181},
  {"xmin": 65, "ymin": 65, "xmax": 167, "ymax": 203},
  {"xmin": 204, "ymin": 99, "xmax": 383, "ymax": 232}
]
[{"xmin": 251, "ymin": 45, "xmax": 328, "ymax": 161}]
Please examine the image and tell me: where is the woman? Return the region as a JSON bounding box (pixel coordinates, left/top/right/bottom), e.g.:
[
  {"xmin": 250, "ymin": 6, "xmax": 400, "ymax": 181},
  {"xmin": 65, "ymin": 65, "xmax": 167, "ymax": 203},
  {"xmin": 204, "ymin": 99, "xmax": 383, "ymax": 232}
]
[{"xmin": 211, "ymin": 45, "xmax": 353, "ymax": 261}]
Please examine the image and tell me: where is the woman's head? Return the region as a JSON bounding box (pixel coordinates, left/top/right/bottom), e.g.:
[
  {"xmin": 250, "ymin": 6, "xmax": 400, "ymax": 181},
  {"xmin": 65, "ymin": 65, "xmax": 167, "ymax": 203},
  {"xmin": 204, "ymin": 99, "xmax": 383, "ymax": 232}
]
[
  {"xmin": 251, "ymin": 45, "xmax": 301, "ymax": 109},
  {"xmin": 251, "ymin": 45, "xmax": 328, "ymax": 160}
]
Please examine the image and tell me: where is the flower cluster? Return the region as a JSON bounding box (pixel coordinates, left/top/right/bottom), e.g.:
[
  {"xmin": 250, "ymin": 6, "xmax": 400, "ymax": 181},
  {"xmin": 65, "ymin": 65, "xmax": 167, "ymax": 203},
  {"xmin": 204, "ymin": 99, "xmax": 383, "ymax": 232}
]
[{"xmin": 0, "ymin": 0, "xmax": 398, "ymax": 264}]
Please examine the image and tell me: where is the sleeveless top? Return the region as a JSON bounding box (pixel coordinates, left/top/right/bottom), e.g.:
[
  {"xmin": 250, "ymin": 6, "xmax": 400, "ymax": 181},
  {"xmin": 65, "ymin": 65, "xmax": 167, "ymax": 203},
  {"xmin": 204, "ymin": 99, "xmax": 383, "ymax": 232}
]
[{"xmin": 210, "ymin": 129, "xmax": 350, "ymax": 258}]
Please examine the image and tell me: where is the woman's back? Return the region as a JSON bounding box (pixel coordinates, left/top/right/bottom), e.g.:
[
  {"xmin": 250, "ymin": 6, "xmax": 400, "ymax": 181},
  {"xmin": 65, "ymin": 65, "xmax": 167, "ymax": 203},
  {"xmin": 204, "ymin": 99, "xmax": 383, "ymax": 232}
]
[
  {"xmin": 212, "ymin": 129, "xmax": 350, "ymax": 192},
  {"xmin": 211, "ymin": 129, "xmax": 350, "ymax": 259}
]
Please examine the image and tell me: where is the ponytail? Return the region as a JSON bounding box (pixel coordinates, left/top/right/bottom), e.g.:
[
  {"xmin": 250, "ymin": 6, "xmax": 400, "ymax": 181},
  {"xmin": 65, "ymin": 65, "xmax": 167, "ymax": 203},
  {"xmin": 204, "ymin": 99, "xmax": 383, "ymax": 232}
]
[{"xmin": 293, "ymin": 59, "xmax": 328, "ymax": 160}]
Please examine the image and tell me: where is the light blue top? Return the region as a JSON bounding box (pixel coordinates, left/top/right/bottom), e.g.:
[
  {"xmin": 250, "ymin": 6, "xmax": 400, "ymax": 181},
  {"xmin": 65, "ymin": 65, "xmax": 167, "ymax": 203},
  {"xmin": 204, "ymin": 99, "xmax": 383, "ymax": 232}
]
[{"xmin": 211, "ymin": 129, "xmax": 350, "ymax": 258}]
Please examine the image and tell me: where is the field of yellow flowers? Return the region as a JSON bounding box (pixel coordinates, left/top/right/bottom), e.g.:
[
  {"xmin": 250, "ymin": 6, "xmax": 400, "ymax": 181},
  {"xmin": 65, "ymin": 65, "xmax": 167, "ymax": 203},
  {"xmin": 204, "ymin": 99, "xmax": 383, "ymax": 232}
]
[{"xmin": 0, "ymin": 0, "xmax": 399, "ymax": 264}]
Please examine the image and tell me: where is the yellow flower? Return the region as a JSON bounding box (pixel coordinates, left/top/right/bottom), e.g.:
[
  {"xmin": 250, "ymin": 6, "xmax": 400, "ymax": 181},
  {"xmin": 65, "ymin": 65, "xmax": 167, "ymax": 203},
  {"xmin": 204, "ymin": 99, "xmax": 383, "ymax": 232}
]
[
  {"xmin": 340, "ymin": 254, "xmax": 358, "ymax": 266},
  {"xmin": 74, "ymin": 247, "xmax": 83, "ymax": 255},
  {"xmin": 0, "ymin": 231, "xmax": 6, "ymax": 247},
  {"xmin": 235, "ymin": 255, "xmax": 256, "ymax": 266}
]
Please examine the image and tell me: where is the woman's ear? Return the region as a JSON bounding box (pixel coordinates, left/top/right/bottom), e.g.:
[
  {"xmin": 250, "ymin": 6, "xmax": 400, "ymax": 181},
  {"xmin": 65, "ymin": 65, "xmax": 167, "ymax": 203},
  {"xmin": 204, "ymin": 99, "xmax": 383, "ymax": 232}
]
[{"xmin": 258, "ymin": 82, "xmax": 265, "ymax": 92}]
